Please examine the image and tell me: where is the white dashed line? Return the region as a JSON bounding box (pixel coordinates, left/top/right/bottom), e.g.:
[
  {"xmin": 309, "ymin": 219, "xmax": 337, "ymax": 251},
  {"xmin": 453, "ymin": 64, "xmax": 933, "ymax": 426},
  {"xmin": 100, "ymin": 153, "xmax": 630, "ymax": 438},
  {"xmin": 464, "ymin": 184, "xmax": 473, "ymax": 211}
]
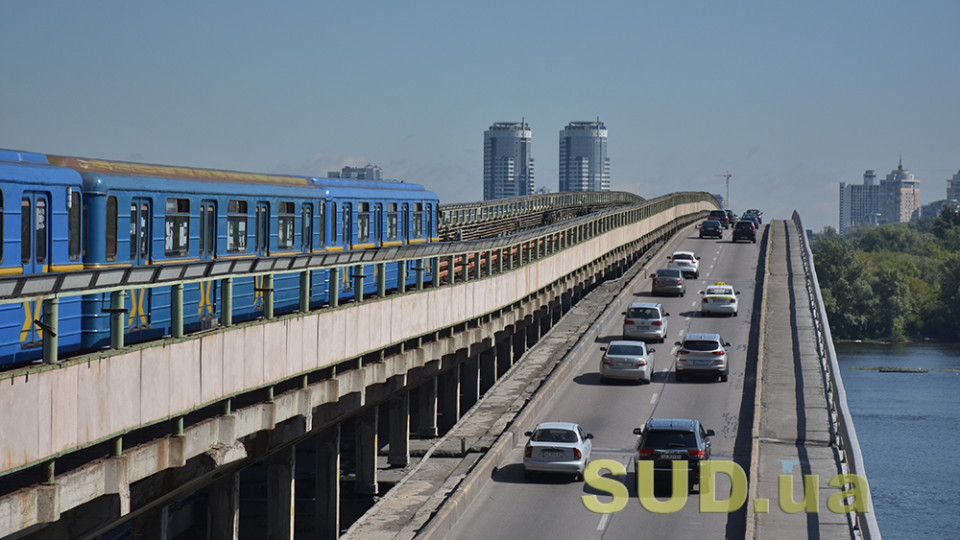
[
  {"xmin": 650, "ymin": 392, "xmax": 658, "ymax": 404},
  {"xmin": 598, "ymin": 513, "xmax": 611, "ymax": 531}
]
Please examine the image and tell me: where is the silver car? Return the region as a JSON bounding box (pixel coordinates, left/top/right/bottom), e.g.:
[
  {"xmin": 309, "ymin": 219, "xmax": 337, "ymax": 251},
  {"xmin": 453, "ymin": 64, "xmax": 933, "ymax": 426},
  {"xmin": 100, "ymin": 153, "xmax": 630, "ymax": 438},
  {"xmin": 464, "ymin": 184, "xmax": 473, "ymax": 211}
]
[
  {"xmin": 622, "ymin": 302, "xmax": 669, "ymax": 342},
  {"xmin": 650, "ymin": 267, "xmax": 686, "ymax": 297},
  {"xmin": 600, "ymin": 340, "xmax": 655, "ymax": 383},
  {"xmin": 674, "ymin": 333, "xmax": 730, "ymax": 382},
  {"xmin": 523, "ymin": 422, "xmax": 593, "ymax": 480}
]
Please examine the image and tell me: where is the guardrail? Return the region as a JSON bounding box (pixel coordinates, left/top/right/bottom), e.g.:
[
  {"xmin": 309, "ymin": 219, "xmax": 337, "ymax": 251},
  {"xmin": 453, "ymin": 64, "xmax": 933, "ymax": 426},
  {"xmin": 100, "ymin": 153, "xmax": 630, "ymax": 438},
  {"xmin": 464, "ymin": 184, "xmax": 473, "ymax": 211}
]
[
  {"xmin": 1, "ymin": 191, "xmax": 718, "ymax": 372},
  {"xmin": 438, "ymin": 190, "xmax": 645, "ymax": 228},
  {"xmin": 791, "ymin": 211, "xmax": 881, "ymax": 539}
]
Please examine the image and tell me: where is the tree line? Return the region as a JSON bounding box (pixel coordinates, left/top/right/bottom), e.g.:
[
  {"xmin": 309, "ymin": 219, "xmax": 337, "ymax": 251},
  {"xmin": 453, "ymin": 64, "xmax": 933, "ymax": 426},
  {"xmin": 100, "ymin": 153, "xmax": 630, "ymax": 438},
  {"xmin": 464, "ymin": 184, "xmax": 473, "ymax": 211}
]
[{"xmin": 811, "ymin": 205, "xmax": 960, "ymax": 342}]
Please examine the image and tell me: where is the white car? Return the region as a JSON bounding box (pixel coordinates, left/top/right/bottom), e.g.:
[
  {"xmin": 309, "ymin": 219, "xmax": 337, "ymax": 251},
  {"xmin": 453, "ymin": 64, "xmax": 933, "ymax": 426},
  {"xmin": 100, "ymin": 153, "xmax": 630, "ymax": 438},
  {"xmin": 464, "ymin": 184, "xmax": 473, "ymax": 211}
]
[
  {"xmin": 668, "ymin": 251, "xmax": 700, "ymax": 279},
  {"xmin": 523, "ymin": 422, "xmax": 593, "ymax": 480},
  {"xmin": 600, "ymin": 340, "xmax": 655, "ymax": 383},
  {"xmin": 622, "ymin": 302, "xmax": 669, "ymax": 342},
  {"xmin": 699, "ymin": 281, "xmax": 740, "ymax": 316}
]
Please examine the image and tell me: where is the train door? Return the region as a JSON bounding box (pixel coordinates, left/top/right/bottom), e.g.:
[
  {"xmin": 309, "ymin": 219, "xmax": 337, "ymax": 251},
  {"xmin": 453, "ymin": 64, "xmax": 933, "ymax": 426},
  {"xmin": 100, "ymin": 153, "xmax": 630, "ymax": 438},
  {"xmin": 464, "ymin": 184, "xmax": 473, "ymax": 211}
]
[
  {"xmin": 20, "ymin": 192, "xmax": 49, "ymax": 275},
  {"xmin": 302, "ymin": 203, "xmax": 313, "ymax": 253},
  {"xmin": 255, "ymin": 202, "xmax": 270, "ymax": 256},
  {"xmin": 402, "ymin": 204, "xmax": 409, "ymax": 245},
  {"xmin": 198, "ymin": 200, "xmax": 217, "ymax": 323},
  {"xmin": 128, "ymin": 198, "xmax": 152, "ymax": 330},
  {"xmin": 19, "ymin": 192, "xmax": 50, "ymax": 347},
  {"xmin": 342, "ymin": 203, "xmax": 352, "ymax": 249}
]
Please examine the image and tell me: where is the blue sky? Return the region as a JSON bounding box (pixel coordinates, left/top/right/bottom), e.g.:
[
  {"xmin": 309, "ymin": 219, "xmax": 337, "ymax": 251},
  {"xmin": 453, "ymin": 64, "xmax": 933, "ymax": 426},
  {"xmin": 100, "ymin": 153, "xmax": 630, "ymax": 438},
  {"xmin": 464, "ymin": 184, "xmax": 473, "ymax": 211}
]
[{"xmin": 3, "ymin": 0, "xmax": 958, "ymax": 232}]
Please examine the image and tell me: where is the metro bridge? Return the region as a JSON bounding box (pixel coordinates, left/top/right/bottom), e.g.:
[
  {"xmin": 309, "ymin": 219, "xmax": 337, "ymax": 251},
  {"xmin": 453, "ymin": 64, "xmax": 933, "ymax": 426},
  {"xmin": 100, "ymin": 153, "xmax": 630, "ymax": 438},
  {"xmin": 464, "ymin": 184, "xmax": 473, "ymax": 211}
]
[{"xmin": 0, "ymin": 192, "xmax": 878, "ymax": 539}]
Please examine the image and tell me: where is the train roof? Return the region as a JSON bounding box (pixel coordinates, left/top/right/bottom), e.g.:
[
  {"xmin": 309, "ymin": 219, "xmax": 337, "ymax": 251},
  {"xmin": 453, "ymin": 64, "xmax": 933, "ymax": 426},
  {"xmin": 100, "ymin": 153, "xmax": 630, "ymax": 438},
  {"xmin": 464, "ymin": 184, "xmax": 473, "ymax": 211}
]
[
  {"xmin": 41, "ymin": 154, "xmax": 436, "ymax": 200},
  {"xmin": 0, "ymin": 148, "xmax": 83, "ymax": 186}
]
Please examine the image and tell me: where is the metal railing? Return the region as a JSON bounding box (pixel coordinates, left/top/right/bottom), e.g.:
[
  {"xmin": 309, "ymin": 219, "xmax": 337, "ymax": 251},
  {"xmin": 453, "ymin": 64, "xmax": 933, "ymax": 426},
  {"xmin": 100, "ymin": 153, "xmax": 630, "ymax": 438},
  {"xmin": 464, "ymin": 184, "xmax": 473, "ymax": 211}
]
[{"xmin": 791, "ymin": 211, "xmax": 881, "ymax": 539}]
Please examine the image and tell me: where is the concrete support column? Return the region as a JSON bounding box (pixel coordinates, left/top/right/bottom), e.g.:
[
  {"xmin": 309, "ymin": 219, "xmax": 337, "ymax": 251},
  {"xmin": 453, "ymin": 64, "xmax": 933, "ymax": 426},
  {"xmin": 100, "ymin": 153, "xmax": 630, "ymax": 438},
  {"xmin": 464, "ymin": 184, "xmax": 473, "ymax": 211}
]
[
  {"xmin": 496, "ymin": 336, "xmax": 512, "ymax": 378},
  {"xmin": 388, "ymin": 393, "xmax": 410, "ymax": 467},
  {"xmin": 355, "ymin": 407, "xmax": 379, "ymax": 495},
  {"xmin": 266, "ymin": 447, "xmax": 295, "ymax": 540},
  {"xmin": 460, "ymin": 353, "xmax": 480, "ymax": 413},
  {"xmin": 208, "ymin": 472, "xmax": 240, "ymax": 540},
  {"xmin": 131, "ymin": 504, "xmax": 169, "ymax": 540},
  {"xmin": 512, "ymin": 324, "xmax": 527, "ymax": 365},
  {"xmin": 479, "ymin": 347, "xmax": 497, "ymax": 394},
  {"xmin": 437, "ymin": 363, "xmax": 461, "ymax": 433},
  {"xmin": 417, "ymin": 378, "xmax": 438, "ymax": 438},
  {"xmin": 527, "ymin": 314, "xmax": 541, "ymax": 348},
  {"xmin": 315, "ymin": 426, "xmax": 340, "ymax": 540}
]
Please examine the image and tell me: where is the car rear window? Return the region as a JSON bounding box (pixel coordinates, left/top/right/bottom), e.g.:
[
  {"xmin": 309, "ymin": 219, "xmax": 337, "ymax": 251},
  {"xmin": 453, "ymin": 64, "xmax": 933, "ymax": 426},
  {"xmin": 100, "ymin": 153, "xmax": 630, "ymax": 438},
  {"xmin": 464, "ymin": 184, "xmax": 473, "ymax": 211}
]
[
  {"xmin": 607, "ymin": 344, "xmax": 646, "ymax": 356},
  {"xmin": 736, "ymin": 222, "xmax": 753, "ymax": 230},
  {"xmin": 673, "ymin": 253, "xmax": 693, "ymax": 260},
  {"xmin": 640, "ymin": 430, "xmax": 697, "ymax": 449},
  {"xmin": 532, "ymin": 429, "xmax": 578, "ymax": 443},
  {"xmin": 682, "ymin": 340, "xmax": 720, "ymax": 351},
  {"xmin": 706, "ymin": 287, "xmax": 730, "ymax": 295},
  {"xmin": 657, "ymin": 268, "xmax": 681, "ymax": 277},
  {"xmin": 627, "ymin": 307, "xmax": 660, "ymax": 319}
]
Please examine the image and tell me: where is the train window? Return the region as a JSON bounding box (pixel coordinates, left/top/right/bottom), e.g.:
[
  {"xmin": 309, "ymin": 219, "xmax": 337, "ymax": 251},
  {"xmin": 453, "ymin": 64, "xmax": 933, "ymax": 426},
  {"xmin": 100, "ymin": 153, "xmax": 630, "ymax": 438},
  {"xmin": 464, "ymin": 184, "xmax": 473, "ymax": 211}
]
[
  {"xmin": 402, "ymin": 204, "xmax": 409, "ymax": 241},
  {"xmin": 342, "ymin": 206, "xmax": 350, "ymax": 246},
  {"xmin": 255, "ymin": 202, "xmax": 269, "ymax": 255},
  {"xmin": 330, "ymin": 203, "xmax": 337, "ymax": 244},
  {"xmin": 35, "ymin": 199, "xmax": 47, "ymax": 264},
  {"xmin": 21, "ymin": 199, "xmax": 30, "ymax": 264},
  {"xmin": 302, "ymin": 204, "xmax": 313, "ymax": 252},
  {"xmin": 226, "ymin": 200, "xmax": 247, "ymax": 253},
  {"xmin": 413, "ymin": 203, "xmax": 423, "ymax": 237},
  {"xmin": 427, "ymin": 203, "xmax": 434, "ymax": 236},
  {"xmin": 386, "ymin": 203, "xmax": 398, "ymax": 241},
  {"xmin": 374, "ymin": 204, "xmax": 382, "ymax": 244},
  {"xmin": 68, "ymin": 191, "xmax": 81, "ymax": 261},
  {"xmin": 357, "ymin": 202, "xmax": 370, "ymax": 243},
  {"xmin": 278, "ymin": 201, "xmax": 295, "ymax": 249},
  {"xmin": 0, "ymin": 192, "xmax": 3, "ymax": 262},
  {"xmin": 200, "ymin": 202, "xmax": 215, "ymax": 258},
  {"xmin": 318, "ymin": 203, "xmax": 325, "ymax": 247},
  {"xmin": 164, "ymin": 198, "xmax": 189, "ymax": 257},
  {"xmin": 106, "ymin": 196, "xmax": 118, "ymax": 262}
]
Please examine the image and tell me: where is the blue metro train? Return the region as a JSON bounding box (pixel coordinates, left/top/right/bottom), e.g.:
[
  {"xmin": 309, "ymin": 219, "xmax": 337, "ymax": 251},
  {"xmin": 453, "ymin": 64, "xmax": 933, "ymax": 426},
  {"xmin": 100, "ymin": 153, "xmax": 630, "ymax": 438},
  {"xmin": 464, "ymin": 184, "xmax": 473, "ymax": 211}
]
[{"xmin": 0, "ymin": 148, "xmax": 439, "ymax": 366}]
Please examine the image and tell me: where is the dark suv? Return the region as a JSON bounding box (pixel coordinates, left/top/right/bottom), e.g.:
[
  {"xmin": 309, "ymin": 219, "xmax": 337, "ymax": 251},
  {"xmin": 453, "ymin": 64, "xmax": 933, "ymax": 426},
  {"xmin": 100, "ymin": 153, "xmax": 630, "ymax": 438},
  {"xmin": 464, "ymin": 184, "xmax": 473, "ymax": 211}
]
[
  {"xmin": 708, "ymin": 210, "xmax": 729, "ymax": 228},
  {"xmin": 732, "ymin": 221, "xmax": 756, "ymax": 243},
  {"xmin": 634, "ymin": 418, "xmax": 715, "ymax": 492}
]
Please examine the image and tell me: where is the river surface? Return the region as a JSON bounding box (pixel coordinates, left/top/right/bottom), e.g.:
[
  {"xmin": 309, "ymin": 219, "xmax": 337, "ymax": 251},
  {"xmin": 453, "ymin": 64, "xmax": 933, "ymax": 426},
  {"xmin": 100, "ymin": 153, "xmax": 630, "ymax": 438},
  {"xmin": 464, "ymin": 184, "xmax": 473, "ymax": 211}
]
[{"xmin": 835, "ymin": 341, "xmax": 960, "ymax": 540}]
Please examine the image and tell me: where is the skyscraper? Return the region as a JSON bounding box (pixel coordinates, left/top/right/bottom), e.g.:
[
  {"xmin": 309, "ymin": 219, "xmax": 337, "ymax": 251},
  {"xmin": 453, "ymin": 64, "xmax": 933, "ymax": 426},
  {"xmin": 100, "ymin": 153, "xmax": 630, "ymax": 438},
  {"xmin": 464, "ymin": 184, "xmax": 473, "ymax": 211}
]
[
  {"xmin": 558, "ymin": 120, "xmax": 609, "ymax": 193},
  {"xmin": 483, "ymin": 121, "xmax": 534, "ymax": 200},
  {"xmin": 839, "ymin": 170, "xmax": 881, "ymax": 234},
  {"xmin": 880, "ymin": 159, "xmax": 920, "ymax": 224},
  {"xmin": 947, "ymin": 170, "xmax": 960, "ymax": 202}
]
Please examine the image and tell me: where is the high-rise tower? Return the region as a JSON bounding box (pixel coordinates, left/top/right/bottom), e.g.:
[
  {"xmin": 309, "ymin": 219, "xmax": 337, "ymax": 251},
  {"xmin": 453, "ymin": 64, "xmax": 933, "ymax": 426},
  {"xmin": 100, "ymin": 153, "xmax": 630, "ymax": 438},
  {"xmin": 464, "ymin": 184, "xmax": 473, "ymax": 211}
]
[
  {"xmin": 483, "ymin": 121, "xmax": 534, "ymax": 200},
  {"xmin": 558, "ymin": 119, "xmax": 609, "ymax": 192}
]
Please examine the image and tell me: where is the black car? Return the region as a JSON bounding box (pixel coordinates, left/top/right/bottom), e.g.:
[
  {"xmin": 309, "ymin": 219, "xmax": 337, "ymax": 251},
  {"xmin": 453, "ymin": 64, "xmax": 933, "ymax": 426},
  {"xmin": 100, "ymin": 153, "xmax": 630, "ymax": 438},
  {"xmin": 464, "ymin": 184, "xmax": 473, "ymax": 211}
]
[
  {"xmin": 732, "ymin": 220, "xmax": 756, "ymax": 243},
  {"xmin": 634, "ymin": 418, "xmax": 714, "ymax": 493},
  {"xmin": 698, "ymin": 219, "xmax": 723, "ymax": 239},
  {"xmin": 708, "ymin": 210, "xmax": 729, "ymax": 228}
]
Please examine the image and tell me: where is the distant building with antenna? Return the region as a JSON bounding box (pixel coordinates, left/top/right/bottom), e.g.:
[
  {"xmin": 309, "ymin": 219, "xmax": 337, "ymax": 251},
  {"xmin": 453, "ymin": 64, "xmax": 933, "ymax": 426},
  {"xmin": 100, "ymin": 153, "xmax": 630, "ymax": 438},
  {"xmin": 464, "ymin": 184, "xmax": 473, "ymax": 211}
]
[
  {"xmin": 558, "ymin": 119, "xmax": 609, "ymax": 192},
  {"xmin": 839, "ymin": 159, "xmax": 920, "ymax": 234},
  {"xmin": 483, "ymin": 120, "xmax": 534, "ymax": 200}
]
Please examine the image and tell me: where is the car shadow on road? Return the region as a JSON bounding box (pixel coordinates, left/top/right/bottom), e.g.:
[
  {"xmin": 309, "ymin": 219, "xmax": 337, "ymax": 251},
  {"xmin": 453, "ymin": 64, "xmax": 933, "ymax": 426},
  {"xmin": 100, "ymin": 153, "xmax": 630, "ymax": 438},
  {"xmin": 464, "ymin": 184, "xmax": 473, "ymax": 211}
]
[
  {"xmin": 491, "ymin": 463, "xmax": 579, "ymax": 485},
  {"xmin": 593, "ymin": 335, "xmax": 623, "ymax": 344}
]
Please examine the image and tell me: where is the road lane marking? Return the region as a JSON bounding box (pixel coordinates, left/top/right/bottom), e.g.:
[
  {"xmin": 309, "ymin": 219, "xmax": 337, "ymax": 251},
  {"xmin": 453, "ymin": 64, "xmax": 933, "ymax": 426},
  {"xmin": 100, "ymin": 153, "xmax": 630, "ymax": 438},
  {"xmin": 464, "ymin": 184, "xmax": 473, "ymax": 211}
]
[
  {"xmin": 650, "ymin": 392, "xmax": 658, "ymax": 404},
  {"xmin": 597, "ymin": 512, "xmax": 611, "ymax": 530}
]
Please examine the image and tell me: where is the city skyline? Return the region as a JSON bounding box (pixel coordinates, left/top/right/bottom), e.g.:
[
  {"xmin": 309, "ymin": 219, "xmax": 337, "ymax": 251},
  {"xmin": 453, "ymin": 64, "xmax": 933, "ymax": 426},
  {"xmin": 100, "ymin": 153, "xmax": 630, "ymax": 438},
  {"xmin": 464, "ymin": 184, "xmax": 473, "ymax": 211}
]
[{"xmin": 2, "ymin": 1, "xmax": 959, "ymax": 233}]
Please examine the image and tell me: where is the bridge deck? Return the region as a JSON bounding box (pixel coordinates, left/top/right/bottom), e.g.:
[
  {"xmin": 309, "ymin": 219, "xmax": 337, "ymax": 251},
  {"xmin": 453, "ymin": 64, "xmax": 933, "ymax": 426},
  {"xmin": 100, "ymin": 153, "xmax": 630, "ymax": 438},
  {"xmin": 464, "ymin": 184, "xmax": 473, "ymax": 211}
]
[{"xmin": 752, "ymin": 220, "xmax": 853, "ymax": 538}]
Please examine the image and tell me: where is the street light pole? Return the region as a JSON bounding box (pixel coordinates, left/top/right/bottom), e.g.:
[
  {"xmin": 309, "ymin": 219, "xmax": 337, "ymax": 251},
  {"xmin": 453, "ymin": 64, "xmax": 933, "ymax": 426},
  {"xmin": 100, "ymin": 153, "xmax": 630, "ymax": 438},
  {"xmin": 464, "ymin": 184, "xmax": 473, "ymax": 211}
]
[{"xmin": 716, "ymin": 171, "xmax": 732, "ymax": 208}]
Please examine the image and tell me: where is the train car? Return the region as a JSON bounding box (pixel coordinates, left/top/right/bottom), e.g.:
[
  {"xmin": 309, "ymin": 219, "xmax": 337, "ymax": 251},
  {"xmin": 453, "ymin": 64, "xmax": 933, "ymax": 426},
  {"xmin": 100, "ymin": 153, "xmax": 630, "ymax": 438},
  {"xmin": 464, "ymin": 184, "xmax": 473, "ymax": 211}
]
[
  {"xmin": 43, "ymin": 154, "xmax": 438, "ymax": 352},
  {"xmin": 0, "ymin": 149, "xmax": 84, "ymax": 365}
]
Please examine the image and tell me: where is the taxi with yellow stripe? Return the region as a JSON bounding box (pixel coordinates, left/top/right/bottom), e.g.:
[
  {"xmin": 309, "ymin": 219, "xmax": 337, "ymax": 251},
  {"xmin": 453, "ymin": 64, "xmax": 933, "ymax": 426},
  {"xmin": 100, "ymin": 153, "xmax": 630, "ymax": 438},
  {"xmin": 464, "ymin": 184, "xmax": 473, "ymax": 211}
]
[{"xmin": 699, "ymin": 281, "xmax": 740, "ymax": 317}]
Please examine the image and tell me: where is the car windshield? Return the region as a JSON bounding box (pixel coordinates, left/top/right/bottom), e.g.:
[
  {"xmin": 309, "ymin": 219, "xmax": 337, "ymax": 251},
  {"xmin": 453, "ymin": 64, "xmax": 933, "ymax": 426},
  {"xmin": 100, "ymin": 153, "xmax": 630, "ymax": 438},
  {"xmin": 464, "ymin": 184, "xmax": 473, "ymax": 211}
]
[
  {"xmin": 682, "ymin": 340, "xmax": 720, "ymax": 351},
  {"xmin": 607, "ymin": 344, "xmax": 645, "ymax": 356},
  {"xmin": 641, "ymin": 430, "xmax": 697, "ymax": 449},
  {"xmin": 657, "ymin": 269, "xmax": 681, "ymax": 277},
  {"xmin": 532, "ymin": 429, "xmax": 578, "ymax": 443},
  {"xmin": 627, "ymin": 307, "xmax": 660, "ymax": 319}
]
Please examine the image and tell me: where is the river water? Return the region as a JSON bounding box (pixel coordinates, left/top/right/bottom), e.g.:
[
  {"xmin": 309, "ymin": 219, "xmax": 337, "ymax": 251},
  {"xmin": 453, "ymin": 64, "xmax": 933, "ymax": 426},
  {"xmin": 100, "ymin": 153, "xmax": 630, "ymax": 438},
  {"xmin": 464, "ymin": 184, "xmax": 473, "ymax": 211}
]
[{"xmin": 835, "ymin": 341, "xmax": 960, "ymax": 539}]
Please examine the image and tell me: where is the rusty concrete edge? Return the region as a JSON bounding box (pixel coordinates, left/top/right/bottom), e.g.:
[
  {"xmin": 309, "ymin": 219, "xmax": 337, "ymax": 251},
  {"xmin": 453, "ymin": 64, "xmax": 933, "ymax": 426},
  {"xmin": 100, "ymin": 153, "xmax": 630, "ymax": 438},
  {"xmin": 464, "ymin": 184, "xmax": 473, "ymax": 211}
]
[
  {"xmin": 414, "ymin": 224, "xmax": 691, "ymax": 540},
  {"xmin": 745, "ymin": 220, "xmax": 774, "ymax": 540}
]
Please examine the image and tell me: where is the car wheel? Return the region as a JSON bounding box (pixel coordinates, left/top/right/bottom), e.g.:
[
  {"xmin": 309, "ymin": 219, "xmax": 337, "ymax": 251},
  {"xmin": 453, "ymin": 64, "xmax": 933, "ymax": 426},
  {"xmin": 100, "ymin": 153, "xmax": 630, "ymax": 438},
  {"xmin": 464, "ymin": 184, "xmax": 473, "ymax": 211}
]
[
  {"xmin": 574, "ymin": 472, "xmax": 584, "ymax": 482},
  {"xmin": 523, "ymin": 469, "xmax": 532, "ymax": 481},
  {"xmin": 733, "ymin": 311, "xmax": 738, "ymax": 317},
  {"xmin": 676, "ymin": 371, "xmax": 684, "ymax": 382},
  {"xmin": 694, "ymin": 272, "xmax": 699, "ymax": 279},
  {"xmin": 752, "ymin": 239, "xmax": 756, "ymax": 244},
  {"xmin": 720, "ymin": 371, "xmax": 728, "ymax": 382}
]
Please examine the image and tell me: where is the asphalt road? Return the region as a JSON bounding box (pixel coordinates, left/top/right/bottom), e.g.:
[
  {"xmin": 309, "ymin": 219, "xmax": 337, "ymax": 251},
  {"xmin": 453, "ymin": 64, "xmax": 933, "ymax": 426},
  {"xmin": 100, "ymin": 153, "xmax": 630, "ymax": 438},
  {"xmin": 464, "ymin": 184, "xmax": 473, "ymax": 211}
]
[{"xmin": 445, "ymin": 224, "xmax": 764, "ymax": 540}]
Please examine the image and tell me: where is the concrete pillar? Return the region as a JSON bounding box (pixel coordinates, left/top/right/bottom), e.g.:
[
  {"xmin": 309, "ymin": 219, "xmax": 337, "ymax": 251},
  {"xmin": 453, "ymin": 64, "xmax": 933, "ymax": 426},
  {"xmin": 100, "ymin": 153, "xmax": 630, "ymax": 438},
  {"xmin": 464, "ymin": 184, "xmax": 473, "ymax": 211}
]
[
  {"xmin": 479, "ymin": 347, "xmax": 497, "ymax": 394},
  {"xmin": 527, "ymin": 314, "xmax": 541, "ymax": 348},
  {"xmin": 355, "ymin": 407, "xmax": 379, "ymax": 495},
  {"xmin": 131, "ymin": 504, "xmax": 169, "ymax": 540},
  {"xmin": 512, "ymin": 325, "xmax": 527, "ymax": 365},
  {"xmin": 266, "ymin": 447, "xmax": 295, "ymax": 540},
  {"xmin": 388, "ymin": 393, "xmax": 410, "ymax": 467},
  {"xmin": 417, "ymin": 378, "xmax": 438, "ymax": 438},
  {"xmin": 315, "ymin": 426, "xmax": 340, "ymax": 540},
  {"xmin": 496, "ymin": 337, "xmax": 512, "ymax": 378},
  {"xmin": 208, "ymin": 472, "xmax": 239, "ymax": 540},
  {"xmin": 437, "ymin": 363, "xmax": 461, "ymax": 433},
  {"xmin": 460, "ymin": 354, "xmax": 480, "ymax": 412}
]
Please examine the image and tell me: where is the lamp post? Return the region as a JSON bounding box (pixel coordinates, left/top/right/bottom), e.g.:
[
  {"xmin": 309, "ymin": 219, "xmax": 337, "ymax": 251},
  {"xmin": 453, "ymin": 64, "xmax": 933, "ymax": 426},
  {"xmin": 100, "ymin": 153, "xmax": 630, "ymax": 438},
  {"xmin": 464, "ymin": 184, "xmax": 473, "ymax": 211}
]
[{"xmin": 716, "ymin": 171, "xmax": 732, "ymax": 208}]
